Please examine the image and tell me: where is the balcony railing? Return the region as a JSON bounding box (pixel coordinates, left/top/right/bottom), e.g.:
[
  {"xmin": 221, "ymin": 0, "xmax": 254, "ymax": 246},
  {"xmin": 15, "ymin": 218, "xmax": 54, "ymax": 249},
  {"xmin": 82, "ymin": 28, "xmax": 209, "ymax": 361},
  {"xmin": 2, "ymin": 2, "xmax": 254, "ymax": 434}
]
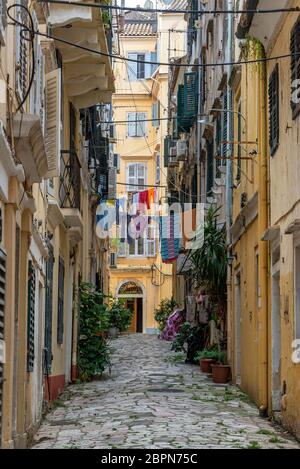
[{"xmin": 60, "ymin": 150, "xmax": 81, "ymax": 209}]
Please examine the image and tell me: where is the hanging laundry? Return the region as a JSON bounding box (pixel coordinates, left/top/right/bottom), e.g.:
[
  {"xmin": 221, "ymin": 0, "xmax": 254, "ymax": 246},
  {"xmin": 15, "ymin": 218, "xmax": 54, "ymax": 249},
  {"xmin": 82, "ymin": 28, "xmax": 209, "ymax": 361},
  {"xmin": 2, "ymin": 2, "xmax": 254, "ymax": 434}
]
[
  {"xmin": 138, "ymin": 189, "xmax": 150, "ymax": 209},
  {"xmin": 159, "ymin": 212, "xmax": 181, "ymax": 263},
  {"xmin": 148, "ymin": 187, "xmax": 156, "ymax": 206}
]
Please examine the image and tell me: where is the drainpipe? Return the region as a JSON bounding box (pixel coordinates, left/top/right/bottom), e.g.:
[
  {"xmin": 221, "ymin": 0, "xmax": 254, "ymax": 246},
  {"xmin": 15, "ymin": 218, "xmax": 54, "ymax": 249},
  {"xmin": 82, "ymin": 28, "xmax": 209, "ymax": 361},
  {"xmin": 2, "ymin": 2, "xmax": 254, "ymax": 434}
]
[
  {"xmin": 226, "ymin": 1, "xmax": 234, "ymax": 232},
  {"xmin": 196, "ymin": 1, "xmax": 203, "ymax": 203},
  {"xmin": 226, "ymin": 1, "xmax": 234, "ymax": 364},
  {"xmin": 257, "ymin": 42, "xmax": 269, "ymax": 412}
]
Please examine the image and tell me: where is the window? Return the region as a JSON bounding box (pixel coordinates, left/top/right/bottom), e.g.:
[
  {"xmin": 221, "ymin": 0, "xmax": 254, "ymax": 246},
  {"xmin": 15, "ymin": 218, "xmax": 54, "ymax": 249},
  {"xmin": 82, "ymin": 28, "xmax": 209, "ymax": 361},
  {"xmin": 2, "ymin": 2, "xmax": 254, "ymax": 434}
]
[
  {"xmin": 291, "ymin": 16, "xmax": 300, "ymax": 119},
  {"xmin": 117, "ymin": 222, "xmax": 157, "ymax": 258},
  {"xmin": 57, "ymin": 257, "xmax": 65, "ymax": 345},
  {"xmin": 126, "ymin": 163, "xmax": 147, "ymax": 191},
  {"xmin": 152, "ymin": 102, "xmax": 160, "ymax": 128},
  {"xmin": 127, "ymin": 112, "xmax": 147, "ymax": 137},
  {"xmin": 269, "ymin": 64, "xmax": 280, "ymax": 156},
  {"xmin": 221, "ymin": 90, "xmax": 228, "ymax": 162},
  {"xmin": 127, "ymin": 52, "xmax": 157, "ymax": 81},
  {"xmin": 129, "ymin": 237, "xmax": 145, "ymax": 257},
  {"xmin": 15, "ymin": 4, "xmax": 28, "ymax": 102},
  {"xmin": 30, "ymin": 12, "xmax": 45, "ymax": 128},
  {"xmin": 146, "ymin": 224, "xmax": 156, "ymax": 257},
  {"xmin": 0, "ymin": 0, "xmax": 7, "ymax": 46},
  {"xmin": 44, "ymin": 245, "xmax": 54, "ymax": 373},
  {"xmin": 237, "ymin": 100, "xmax": 242, "ymax": 180},
  {"xmin": 27, "ymin": 261, "xmax": 36, "ymax": 372},
  {"xmin": 155, "ymin": 153, "xmax": 160, "ymax": 184}
]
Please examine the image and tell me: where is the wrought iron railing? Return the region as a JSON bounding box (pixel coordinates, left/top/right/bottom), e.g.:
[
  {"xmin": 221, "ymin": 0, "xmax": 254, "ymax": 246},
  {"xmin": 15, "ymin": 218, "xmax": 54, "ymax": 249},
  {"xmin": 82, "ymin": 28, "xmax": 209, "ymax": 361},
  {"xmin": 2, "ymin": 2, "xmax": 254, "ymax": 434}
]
[{"xmin": 60, "ymin": 150, "xmax": 81, "ymax": 209}]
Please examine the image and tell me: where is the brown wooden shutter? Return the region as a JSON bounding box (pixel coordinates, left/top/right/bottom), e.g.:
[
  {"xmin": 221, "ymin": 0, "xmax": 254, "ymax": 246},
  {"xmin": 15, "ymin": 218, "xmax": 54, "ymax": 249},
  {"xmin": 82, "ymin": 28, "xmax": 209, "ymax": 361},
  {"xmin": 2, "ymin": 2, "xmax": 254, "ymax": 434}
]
[
  {"xmin": 45, "ymin": 68, "xmax": 61, "ymax": 177},
  {"xmin": 291, "ymin": 16, "xmax": 300, "ymax": 119},
  {"xmin": 269, "ymin": 64, "xmax": 280, "ymax": 156},
  {"xmin": 27, "ymin": 261, "xmax": 36, "ymax": 372},
  {"xmin": 0, "ymin": 248, "xmax": 6, "ymax": 443}
]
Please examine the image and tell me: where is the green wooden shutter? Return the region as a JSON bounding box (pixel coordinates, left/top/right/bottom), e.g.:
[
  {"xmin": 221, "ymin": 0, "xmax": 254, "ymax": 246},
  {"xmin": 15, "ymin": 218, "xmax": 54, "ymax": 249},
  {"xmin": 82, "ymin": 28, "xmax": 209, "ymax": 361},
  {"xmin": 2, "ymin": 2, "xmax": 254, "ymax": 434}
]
[
  {"xmin": 237, "ymin": 101, "xmax": 242, "ymax": 181},
  {"xmin": 44, "ymin": 245, "xmax": 54, "ymax": 373},
  {"xmin": 164, "ymin": 136, "xmax": 171, "ymax": 167},
  {"xmin": 206, "ymin": 140, "xmax": 214, "ymax": 196},
  {"xmin": 57, "ymin": 257, "xmax": 65, "ymax": 345},
  {"xmin": 221, "ymin": 91, "xmax": 228, "ymax": 163},
  {"xmin": 0, "ymin": 248, "xmax": 6, "ymax": 442},
  {"xmin": 27, "ymin": 261, "xmax": 36, "ymax": 372},
  {"xmin": 184, "ymin": 72, "xmax": 198, "ymax": 118},
  {"xmin": 268, "ymin": 64, "xmax": 280, "ymax": 156},
  {"xmin": 291, "ymin": 17, "xmax": 300, "ymax": 119},
  {"xmin": 177, "ymin": 84, "xmax": 190, "ymax": 132}
]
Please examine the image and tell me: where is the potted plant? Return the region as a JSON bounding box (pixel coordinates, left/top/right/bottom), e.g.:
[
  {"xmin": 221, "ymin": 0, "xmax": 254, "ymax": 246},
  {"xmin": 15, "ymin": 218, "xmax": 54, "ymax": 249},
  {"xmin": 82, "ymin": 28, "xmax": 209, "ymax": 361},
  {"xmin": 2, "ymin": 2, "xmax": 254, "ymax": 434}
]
[
  {"xmin": 195, "ymin": 347, "xmax": 219, "ymax": 373},
  {"xmin": 211, "ymin": 351, "xmax": 231, "ymax": 384},
  {"xmin": 108, "ymin": 299, "xmax": 133, "ymax": 337}
]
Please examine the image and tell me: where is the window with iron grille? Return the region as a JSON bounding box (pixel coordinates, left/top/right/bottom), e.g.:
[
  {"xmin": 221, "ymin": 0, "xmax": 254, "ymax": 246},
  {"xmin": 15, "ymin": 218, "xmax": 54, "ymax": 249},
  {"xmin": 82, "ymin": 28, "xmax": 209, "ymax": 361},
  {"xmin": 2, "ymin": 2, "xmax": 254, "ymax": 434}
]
[
  {"xmin": 27, "ymin": 261, "xmax": 36, "ymax": 372},
  {"xmin": 0, "ymin": 0, "xmax": 7, "ymax": 46},
  {"xmin": 57, "ymin": 257, "xmax": 65, "ymax": 345},
  {"xmin": 269, "ymin": 64, "xmax": 280, "ymax": 156},
  {"xmin": 0, "ymin": 248, "xmax": 6, "ymax": 442},
  {"xmin": 44, "ymin": 245, "xmax": 54, "ymax": 373},
  {"xmin": 15, "ymin": 2, "xmax": 28, "ymax": 103},
  {"xmin": 291, "ymin": 16, "xmax": 300, "ymax": 119}
]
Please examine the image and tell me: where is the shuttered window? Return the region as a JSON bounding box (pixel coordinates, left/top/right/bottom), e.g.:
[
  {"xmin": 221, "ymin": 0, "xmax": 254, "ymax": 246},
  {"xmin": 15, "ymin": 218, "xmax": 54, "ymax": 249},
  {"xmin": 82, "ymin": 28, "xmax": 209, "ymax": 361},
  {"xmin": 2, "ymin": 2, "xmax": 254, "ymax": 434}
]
[
  {"xmin": 44, "ymin": 246, "xmax": 54, "ymax": 373},
  {"xmin": 206, "ymin": 140, "xmax": 214, "ymax": 196},
  {"xmin": 45, "ymin": 68, "xmax": 62, "ymax": 177},
  {"xmin": 127, "ymin": 112, "xmax": 147, "ymax": 137},
  {"xmin": 152, "ymin": 102, "xmax": 159, "ymax": 128},
  {"xmin": 27, "ymin": 261, "xmax": 36, "ymax": 372},
  {"xmin": 126, "ymin": 163, "xmax": 147, "ymax": 191},
  {"xmin": 184, "ymin": 72, "xmax": 198, "ymax": 118},
  {"xmin": 0, "ymin": 248, "xmax": 6, "ymax": 442},
  {"xmin": 108, "ymin": 167, "xmax": 117, "ymax": 200},
  {"xmin": 57, "ymin": 257, "xmax": 65, "ymax": 345},
  {"xmin": 221, "ymin": 91, "xmax": 228, "ymax": 163},
  {"xmin": 291, "ymin": 16, "xmax": 300, "ymax": 119},
  {"xmin": 0, "ymin": 0, "xmax": 7, "ymax": 45},
  {"xmin": 269, "ymin": 64, "xmax": 280, "ymax": 156},
  {"xmin": 15, "ymin": 3, "xmax": 28, "ymax": 103},
  {"xmin": 127, "ymin": 53, "xmax": 152, "ymax": 80},
  {"xmin": 237, "ymin": 101, "xmax": 242, "ymax": 180}
]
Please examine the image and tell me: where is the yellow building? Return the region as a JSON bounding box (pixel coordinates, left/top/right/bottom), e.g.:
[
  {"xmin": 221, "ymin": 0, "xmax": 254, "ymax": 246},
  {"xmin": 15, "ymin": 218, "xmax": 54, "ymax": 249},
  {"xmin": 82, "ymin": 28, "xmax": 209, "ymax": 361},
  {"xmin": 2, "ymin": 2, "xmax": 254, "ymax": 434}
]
[
  {"xmin": 0, "ymin": 1, "xmax": 114, "ymax": 448},
  {"xmin": 109, "ymin": 9, "xmax": 173, "ymax": 333}
]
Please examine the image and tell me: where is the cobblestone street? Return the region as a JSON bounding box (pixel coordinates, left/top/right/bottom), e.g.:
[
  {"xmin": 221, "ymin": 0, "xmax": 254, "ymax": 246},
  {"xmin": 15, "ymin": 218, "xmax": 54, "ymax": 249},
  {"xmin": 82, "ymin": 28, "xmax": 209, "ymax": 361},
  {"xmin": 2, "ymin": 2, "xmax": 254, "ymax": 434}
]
[{"xmin": 32, "ymin": 335, "xmax": 300, "ymax": 449}]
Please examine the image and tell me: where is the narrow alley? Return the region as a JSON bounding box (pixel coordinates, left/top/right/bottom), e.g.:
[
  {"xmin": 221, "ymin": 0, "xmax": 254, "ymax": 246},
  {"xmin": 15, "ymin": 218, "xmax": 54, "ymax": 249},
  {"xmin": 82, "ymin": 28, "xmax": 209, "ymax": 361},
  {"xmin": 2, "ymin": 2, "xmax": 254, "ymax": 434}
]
[{"xmin": 32, "ymin": 335, "xmax": 299, "ymax": 450}]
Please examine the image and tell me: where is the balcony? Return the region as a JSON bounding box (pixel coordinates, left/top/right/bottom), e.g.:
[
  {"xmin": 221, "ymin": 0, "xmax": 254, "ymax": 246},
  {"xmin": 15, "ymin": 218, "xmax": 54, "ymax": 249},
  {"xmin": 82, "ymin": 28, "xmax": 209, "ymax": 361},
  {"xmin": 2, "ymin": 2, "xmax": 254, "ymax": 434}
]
[
  {"xmin": 48, "ymin": 0, "xmax": 115, "ymax": 109},
  {"xmin": 60, "ymin": 150, "xmax": 83, "ymax": 230},
  {"xmin": 12, "ymin": 114, "xmax": 48, "ymax": 184}
]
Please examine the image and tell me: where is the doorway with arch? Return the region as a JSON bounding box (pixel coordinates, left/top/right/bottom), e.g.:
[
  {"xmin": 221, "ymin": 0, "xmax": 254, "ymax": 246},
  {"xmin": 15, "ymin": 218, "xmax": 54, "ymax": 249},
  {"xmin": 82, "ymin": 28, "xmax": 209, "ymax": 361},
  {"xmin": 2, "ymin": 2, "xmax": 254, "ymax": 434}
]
[{"xmin": 117, "ymin": 280, "xmax": 145, "ymax": 333}]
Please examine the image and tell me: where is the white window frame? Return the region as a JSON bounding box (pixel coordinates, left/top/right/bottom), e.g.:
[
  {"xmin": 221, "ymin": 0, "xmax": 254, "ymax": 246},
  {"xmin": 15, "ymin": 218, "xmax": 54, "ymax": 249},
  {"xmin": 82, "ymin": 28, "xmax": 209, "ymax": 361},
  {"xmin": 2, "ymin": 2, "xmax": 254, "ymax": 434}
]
[
  {"xmin": 127, "ymin": 112, "xmax": 147, "ymax": 138},
  {"xmin": 30, "ymin": 11, "xmax": 45, "ymax": 130},
  {"xmin": 127, "ymin": 52, "xmax": 152, "ymax": 81},
  {"xmin": 126, "ymin": 162, "xmax": 147, "ymax": 191},
  {"xmin": 117, "ymin": 222, "xmax": 157, "ymax": 259}
]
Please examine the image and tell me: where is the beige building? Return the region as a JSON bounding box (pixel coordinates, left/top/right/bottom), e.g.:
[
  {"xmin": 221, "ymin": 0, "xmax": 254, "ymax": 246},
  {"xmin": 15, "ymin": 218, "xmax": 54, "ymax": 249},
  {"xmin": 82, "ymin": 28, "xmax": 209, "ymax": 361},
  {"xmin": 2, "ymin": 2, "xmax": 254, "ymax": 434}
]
[
  {"xmin": 0, "ymin": 0, "xmax": 114, "ymax": 448},
  {"xmin": 108, "ymin": 7, "xmax": 185, "ymax": 332}
]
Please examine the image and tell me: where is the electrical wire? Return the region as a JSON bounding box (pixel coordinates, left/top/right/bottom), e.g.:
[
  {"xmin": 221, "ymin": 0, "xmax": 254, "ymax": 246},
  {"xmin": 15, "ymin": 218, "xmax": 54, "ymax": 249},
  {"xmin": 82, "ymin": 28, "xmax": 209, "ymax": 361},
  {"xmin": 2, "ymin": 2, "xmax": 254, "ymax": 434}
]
[
  {"xmin": 37, "ymin": 0, "xmax": 300, "ymax": 15},
  {"xmin": 8, "ymin": 8, "xmax": 300, "ymax": 70}
]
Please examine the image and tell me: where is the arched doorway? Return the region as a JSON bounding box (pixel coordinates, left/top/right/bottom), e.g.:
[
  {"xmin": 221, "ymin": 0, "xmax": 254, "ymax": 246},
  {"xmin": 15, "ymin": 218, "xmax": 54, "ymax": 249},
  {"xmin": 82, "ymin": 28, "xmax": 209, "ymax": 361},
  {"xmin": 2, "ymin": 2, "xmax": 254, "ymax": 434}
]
[{"xmin": 117, "ymin": 281, "xmax": 144, "ymax": 333}]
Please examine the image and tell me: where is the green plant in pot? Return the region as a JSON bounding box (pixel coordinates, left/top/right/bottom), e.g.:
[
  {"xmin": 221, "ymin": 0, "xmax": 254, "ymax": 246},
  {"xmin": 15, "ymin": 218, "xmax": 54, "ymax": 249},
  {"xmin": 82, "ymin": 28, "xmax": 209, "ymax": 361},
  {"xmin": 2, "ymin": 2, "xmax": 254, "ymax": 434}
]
[
  {"xmin": 195, "ymin": 346, "xmax": 220, "ymax": 373},
  {"xmin": 211, "ymin": 350, "xmax": 231, "ymax": 384},
  {"xmin": 108, "ymin": 299, "xmax": 133, "ymax": 337},
  {"xmin": 154, "ymin": 297, "xmax": 177, "ymax": 332}
]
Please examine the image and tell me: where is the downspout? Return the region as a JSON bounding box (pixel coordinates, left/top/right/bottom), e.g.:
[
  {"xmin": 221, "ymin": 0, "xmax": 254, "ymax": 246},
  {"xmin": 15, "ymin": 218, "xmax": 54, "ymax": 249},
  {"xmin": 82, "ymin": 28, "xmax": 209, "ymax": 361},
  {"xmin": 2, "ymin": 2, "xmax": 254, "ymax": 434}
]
[
  {"xmin": 197, "ymin": 1, "xmax": 203, "ymax": 203},
  {"xmin": 226, "ymin": 1, "xmax": 234, "ymax": 363},
  {"xmin": 226, "ymin": 1, "xmax": 234, "ymax": 232},
  {"xmin": 257, "ymin": 41, "xmax": 269, "ymax": 411}
]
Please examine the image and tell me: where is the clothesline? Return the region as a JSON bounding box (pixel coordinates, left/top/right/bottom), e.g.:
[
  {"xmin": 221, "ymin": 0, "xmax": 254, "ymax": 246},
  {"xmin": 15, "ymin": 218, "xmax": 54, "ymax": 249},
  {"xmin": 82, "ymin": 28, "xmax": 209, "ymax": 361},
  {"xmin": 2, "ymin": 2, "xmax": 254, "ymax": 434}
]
[{"xmin": 116, "ymin": 182, "xmax": 167, "ymax": 189}]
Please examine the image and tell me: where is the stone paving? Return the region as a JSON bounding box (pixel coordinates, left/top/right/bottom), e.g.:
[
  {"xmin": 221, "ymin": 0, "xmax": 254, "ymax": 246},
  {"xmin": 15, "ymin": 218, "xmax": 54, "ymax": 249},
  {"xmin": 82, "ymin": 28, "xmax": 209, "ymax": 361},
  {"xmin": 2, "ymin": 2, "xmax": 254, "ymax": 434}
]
[{"xmin": 32, "ymin": 334, "xmax": 300, "ymax": 449}]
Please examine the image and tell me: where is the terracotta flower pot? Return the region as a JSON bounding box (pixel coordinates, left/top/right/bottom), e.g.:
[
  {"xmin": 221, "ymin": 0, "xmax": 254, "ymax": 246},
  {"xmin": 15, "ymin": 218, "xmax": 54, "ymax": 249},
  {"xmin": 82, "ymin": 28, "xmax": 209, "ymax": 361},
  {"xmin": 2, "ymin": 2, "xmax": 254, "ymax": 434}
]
[
  {"xmin": 211, "ymin": 364, "xmax": 231, "ymax": 384},
  {"xmin": 200, "ymin": 358, "xmax": 216, "ymax": 373}
]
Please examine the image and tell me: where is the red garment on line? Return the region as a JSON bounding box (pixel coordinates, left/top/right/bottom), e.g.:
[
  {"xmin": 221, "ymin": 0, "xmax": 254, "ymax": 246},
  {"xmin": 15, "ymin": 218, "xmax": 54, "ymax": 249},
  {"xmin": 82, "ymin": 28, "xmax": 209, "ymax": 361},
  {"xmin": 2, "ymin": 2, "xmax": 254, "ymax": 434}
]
[{"xmin": 138, "ymin": 190, "xmax": 150, "ymax": 209}]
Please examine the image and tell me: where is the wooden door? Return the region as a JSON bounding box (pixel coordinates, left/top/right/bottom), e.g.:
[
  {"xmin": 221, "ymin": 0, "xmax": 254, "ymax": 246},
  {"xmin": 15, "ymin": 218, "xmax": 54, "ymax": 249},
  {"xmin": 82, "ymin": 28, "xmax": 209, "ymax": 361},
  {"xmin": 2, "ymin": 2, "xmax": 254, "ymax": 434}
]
[{"xmin": 126, "ymin": 299, "xmax": 137, "ymax": 333}]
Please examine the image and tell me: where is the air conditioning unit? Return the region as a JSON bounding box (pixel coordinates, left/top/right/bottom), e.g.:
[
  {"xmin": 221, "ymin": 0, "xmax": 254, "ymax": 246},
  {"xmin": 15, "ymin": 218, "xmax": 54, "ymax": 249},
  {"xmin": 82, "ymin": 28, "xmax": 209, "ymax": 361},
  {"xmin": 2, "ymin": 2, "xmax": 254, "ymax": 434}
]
[
  {"xmin": 110, "ymin": 252, "xmax": 117, "ymax": 268},
  {"xmin": 114, "ymin": 153, "xmax": 120, "ymax": 173},
  {"xmin": 177, "ymin": 139, "xmax": 188, "ymax": 160}
]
